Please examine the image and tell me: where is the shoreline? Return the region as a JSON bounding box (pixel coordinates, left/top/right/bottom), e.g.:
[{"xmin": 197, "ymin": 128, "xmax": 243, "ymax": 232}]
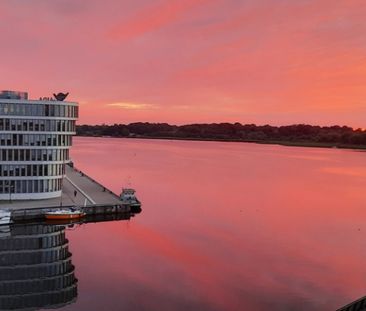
[{"xmin": 75, "ymin": 135, "xmax": 366, "ymax": 151}]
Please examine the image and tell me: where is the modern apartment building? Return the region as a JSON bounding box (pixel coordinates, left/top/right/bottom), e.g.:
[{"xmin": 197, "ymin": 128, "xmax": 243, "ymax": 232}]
[{"xmin": 0, "ymin": 90, "xmax": 78, "ymax": 200}]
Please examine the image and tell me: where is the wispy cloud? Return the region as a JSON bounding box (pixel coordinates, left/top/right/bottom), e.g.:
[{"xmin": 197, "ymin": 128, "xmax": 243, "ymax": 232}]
[
  {"xmin": 106, "ymin": 102, "xmax": 158, "ymax": 110},
  {"xmin": 1, "ymin": 0, "xmax": 366, "ymax": 127},
  {"xmin": 108, "ymin": 0, "xmax": 210, "ymax": 40},
  {"xmin": 322, "ymin": 167, "xmax": 366, "ymax": 178}
]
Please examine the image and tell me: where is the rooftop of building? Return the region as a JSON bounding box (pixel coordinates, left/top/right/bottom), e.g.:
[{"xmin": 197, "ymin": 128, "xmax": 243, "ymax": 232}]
[
  {"xmin": 0, "ymin": 90, "xmax": 28, "ymax": 100},
  {"xmin": 0, "ymin": 90, "xmax": 72, "ymax": 102}
]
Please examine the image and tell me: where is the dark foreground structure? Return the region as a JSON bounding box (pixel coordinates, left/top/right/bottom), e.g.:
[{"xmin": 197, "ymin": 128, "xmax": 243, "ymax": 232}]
[{"xmin": 337, "ymin": 296, "xmax": 366, "ymax": 311}]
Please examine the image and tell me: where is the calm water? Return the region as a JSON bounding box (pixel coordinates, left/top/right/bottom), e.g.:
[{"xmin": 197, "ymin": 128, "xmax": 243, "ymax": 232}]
[{"xmin": 30, "ymin": 138, "xmax": 366, "ymax": 310}]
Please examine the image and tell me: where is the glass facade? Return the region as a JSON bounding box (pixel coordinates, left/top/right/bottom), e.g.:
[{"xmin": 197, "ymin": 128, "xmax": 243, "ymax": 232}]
[
  {"xmin": 0, "ymin": 95, "xmax": 78, "ymax": 200},
  {"xmin": 0, "ymin": 102, "xmax": 78, "ymax": 118}
]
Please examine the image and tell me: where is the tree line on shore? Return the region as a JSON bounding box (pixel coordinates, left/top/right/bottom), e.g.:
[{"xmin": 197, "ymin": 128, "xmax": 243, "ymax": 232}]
[{"xmin": 76, "ymin": 122, "xmax": 366, "ymax": 147}]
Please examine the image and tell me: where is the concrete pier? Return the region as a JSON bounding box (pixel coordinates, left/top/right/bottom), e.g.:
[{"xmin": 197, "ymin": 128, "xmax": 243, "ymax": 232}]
[{"xmin": 0, "ymin": 164, "xmax": 139, "ymax": 222}]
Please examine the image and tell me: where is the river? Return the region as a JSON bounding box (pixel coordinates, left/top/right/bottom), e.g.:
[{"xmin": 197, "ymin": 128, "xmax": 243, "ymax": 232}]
[{"xmin": 43, "ymin": 137, "xmax": 366, "ymax": 310}]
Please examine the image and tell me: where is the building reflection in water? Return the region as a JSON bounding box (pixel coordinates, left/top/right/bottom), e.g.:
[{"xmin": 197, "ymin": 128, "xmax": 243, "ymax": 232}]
[{"xmin": 0, "ymin": 223, "xmax": 77, "ymax": 310}]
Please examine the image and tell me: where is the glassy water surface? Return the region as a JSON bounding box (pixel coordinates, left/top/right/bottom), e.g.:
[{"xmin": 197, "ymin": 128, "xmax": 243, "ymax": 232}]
[{"xmin": 11, "ymin": 137, "xmax": 366, "ymax": 310}]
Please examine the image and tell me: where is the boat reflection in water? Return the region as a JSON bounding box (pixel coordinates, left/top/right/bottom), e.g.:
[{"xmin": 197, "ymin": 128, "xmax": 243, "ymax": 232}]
[{"xmin": 0, "ymin": 223, "xmax": 77, "ymax": 310}]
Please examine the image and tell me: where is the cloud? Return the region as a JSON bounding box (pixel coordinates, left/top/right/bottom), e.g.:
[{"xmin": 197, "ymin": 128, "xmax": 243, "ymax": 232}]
[
  {"xmin": 106, "ymin": 102, "xmax": 158, "ymax": 110},
  {"xmin": 322, "ymin": 167, "xmax": 366, "ymax": 178},
  {"xmin": 1, "ymin": 0, "xmax": 366, "ymax": 127},
  {"xmin": 108, "ymin": 0, "xmax": 210, "ymax": 40}
]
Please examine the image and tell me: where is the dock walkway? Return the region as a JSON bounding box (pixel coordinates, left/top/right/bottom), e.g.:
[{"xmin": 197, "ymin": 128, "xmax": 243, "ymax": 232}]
[{"xmin": 0, "ymin": 165, "xmax": 121, "ymax": 210}]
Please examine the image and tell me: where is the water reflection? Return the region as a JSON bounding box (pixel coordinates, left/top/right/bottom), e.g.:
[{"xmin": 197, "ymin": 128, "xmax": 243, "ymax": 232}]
[
  {"xmin": 0, "ymin": 212, "xmax": 138, "ymax": 310},
  {"xmin": 0, "ymin": 223, "xmax": 77, "ymax": 310},
  {"xmin": 69, "ymin": 138, "xmax": 366, "ymax": 310}
]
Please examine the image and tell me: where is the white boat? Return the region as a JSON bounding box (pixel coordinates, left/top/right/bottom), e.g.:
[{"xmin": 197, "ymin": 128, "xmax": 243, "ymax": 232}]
[
  {"xmin": 0, "ymin": 210, "xmax": 12, "ymax": 225},
  {"xmin": 45, "ymin": 208, "xmax": 86, "ymax": 220},
  {"xmin": 120, "ymin": 188, "xmax": 141, "ymax": 207}
]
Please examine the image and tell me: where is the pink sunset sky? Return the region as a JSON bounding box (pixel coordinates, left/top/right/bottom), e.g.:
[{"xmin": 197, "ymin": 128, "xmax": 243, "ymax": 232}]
[{"xmin": 0, "ymin": 0, "xmax": 365, "ymax": 127}]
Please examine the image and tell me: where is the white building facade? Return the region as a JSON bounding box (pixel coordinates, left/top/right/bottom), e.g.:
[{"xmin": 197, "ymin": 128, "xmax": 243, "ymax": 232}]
[{"xmin": 0, "ymin": 91, "xmax": 78, "ymax": 200}]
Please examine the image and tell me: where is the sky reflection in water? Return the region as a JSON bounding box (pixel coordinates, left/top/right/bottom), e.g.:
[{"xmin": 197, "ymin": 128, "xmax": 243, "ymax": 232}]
[{"xmin": 56, "ymin": 138, "xmax": 366, "ymax": 311}]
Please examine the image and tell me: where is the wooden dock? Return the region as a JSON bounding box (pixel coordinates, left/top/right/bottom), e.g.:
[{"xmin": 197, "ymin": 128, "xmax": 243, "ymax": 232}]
[{"xmin": 0, "ymin": 164, "xmax": 140, "ymax": 222}]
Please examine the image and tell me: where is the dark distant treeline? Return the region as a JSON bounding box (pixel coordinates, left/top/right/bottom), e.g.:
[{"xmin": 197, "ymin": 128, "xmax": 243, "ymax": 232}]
[{"xmin": 76, "ymin": 122, "xmax": 366, "ymax": 148}]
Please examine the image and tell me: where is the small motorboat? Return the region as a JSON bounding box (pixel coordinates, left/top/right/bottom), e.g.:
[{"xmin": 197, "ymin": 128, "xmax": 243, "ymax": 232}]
[
  {"xmin": 45, "ymin": 208, "xmax": 86, "ymax": 220},
  {"xmin": 119, "ymin": 188, "xmax": 141, "ymax": 208},
  {"xmin": 0, "ymin": 210, "xmax": 12, "ymax": 225}
]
